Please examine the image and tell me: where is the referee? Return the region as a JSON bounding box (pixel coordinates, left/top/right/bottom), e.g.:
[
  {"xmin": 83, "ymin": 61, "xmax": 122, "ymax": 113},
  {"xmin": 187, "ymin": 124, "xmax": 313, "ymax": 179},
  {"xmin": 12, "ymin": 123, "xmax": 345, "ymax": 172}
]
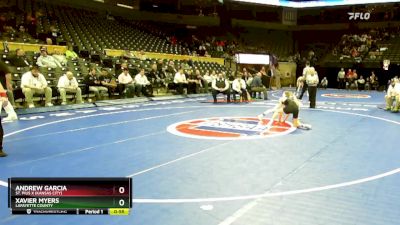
[
  {"xmin": 306, "ymin": 67, "xmax": 319, "ymax": 108},
  {"xmin": 298, "ymin": 61, "xmax": 311, "ymax": 99}
]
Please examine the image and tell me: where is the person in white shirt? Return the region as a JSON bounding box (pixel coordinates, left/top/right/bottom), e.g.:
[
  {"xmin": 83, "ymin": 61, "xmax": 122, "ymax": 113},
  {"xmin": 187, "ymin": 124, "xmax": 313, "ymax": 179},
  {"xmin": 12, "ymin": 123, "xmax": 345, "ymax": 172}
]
[
  {"xmin": 36, "ymin": 48, "xmax": 62, "ymax": 68},
  {"xmin": 232, "ymin": 74, "xmax": 249, "ymax": 102},
  {"xmin": 21, "ymin": 66, "xmax": 53, "ymax": 108},
  {"xmin": 117, "ymin": 67, "xmax": 135, "ymax": 98},
  {"xmin": 305, "ymin": 67, "xmax": 319, "ymax": 108},
  {"xmin": 385, "ymin": 78, "xmax": 399, "ymax": 112},
  {"xmin": 212, "ymin": 72, "xmax": 230, "ymax": 103},
  {"xmin": 52, "ymin": 50, "xmax": 67, "ymax": 66},
  {"xmin": 337, "ymin": 68, "xmax": 345, "ymax": 89},
  {"xmin": 320, "ymin": 77, "xmax": 328, "ymax": 89},
  {"xmin": 134, "ymin": 68, "xmax": 154, "ymax": 97},
  {"xmin": 57, "ymin": 71, "xmax": 83, "ymax": 105},
  {"xmin": 173, "ymin": 68, "xmax": 188, "ymax": 95}
]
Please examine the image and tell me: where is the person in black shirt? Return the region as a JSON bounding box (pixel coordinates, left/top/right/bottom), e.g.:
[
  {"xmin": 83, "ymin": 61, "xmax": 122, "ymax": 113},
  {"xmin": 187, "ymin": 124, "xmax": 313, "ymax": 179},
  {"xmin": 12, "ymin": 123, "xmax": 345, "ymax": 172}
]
[
  {"xmin": 99, "ymin": 69, "xmax": 117, "ymax": 97},
  {"xmin": 10, "ymin": 48, "xmax": 31, "ymax": 67},
  {"xmin": 84, "ymin": 67, "xmax": 108, "ymax": 101},
  {"xmin": 258, "ymin": 91, "xmax": 302, "ymax": 128}
]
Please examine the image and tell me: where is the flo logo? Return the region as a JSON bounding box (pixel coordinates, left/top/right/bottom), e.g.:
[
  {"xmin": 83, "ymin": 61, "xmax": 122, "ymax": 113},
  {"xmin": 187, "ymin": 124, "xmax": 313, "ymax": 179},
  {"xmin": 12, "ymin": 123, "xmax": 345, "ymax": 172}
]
[
  {"xmin": 348, "ymin": 12, "xmax": 370, "ymax": 20},
  {"xmin": 167, "ymin": 117, "xmax": 296, "ymax": 140}
]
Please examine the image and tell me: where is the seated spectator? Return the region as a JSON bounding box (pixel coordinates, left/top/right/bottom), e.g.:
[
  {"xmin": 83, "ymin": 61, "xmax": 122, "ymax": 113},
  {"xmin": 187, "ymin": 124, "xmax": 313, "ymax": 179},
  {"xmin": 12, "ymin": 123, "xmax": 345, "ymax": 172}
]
[
  {"xmin": 232, "ymin": 74, "xmax": 249, "ymax": 102},
  {"xmin": 320, "ymin": 77, "xmax": 328, "ymax": 89},
  {"xmin": 203, "ymin": 71, "xmax": 213, "ymax": 87},
  {"xmin": 167, "ymin": 60, "xmax": 177, "ymax": 74},
  {"xmin": 187, "ymin": 70, "xmax": 201, "ymax": 94},
  {"xmin": 117, "ymin": 67, "xmax": 135, "ymax": 98},
  {"xmin": 17, "ymin": 24, "xmax": 31, "ymax": 40},
  {"xmin": 251, "ymin": 72, "xmax": 268, "ymax": 100},
  {"xmin": 122, "ymin": 49, "xmax": 135, "ymax": 60},
  {"xmin": 173, "ymin": 68, "xmax": 188, "ymax": 95},
  {"xmin": 385, "ymin": 79, "xmax": 399, "ymax": 112},
  {"xmin": 134, "ymin": 68, "xmax": 153, "ymax": 97},
  {"xmin": 365, "ymin": 77, "xmax": 371, "ymax": 90},
  {"xmin": 0, "ymin": 60, "xmax": 17, "ymax": 121},
  {"xmin": 37, "ymin": 47, "xmax": 62, "ymax": 68},
  {"xmin": 195, "ymin": 69, "xmax": 208, "ymax": 93},
  {"xmin": 99, "ymin": 69, "xmax": 117, "ymax": 97},
  {"xmin": 135, "ymin": 50, "xmax": 147, "ymax": 61},
  {"xmin": 65, "ymin": 45, "xmax": 78, "ymax": 61},
  {"xmin": 9, "ymin": 48, "xmax": 32, "ymax": 67},
  {"xmin": 357, "ymin": 76, "xmax": 366, "ymax": 90},
  {"xmin": 211, "ymin": 72, "xmax": 230, "ymax": 103},
  {"xmin": 21, "ymin": 66, "xmax": 53, "ymax": 108},
  {"xmin": 370, "ymin": 71, "xmax": 379, "ymax": 90},
  {"xmin": 47, "ymin": 25, "xmax": 60, "ymax": 45},
  {"xmin": 84, "ymin": 67, "xmax": 108, "ymax": 101},
  {"xmin": 57, "ymin": 71, "xmax": 83, "ymax": 105},
  {"xmin": 52, "ymin": 50, "xmax": 67, "ymax": 66}
]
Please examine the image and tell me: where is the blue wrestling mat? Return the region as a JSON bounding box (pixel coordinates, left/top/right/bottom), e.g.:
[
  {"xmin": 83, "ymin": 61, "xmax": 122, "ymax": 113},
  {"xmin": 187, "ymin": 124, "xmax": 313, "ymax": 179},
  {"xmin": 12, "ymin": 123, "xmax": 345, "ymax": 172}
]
[{"xmin": 1, "ymin": 89, "xmax": 399, "ymax": 225}]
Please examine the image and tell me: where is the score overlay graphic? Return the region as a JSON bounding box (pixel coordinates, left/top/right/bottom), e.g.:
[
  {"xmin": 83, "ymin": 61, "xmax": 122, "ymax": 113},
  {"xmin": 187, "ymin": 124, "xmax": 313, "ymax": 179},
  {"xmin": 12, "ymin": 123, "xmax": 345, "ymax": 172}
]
[{"xmin": 8, "ymin": 178, "xmax": 132, "ymax": 215}]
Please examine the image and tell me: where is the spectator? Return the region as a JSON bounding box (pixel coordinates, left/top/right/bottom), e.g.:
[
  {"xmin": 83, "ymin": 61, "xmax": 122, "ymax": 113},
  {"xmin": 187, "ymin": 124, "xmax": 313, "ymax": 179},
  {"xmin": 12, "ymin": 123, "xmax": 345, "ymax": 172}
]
[
  {"xmin": 136, "ymin": 50, "xmax": 147, "ymax": 61},
  {"xmin": 195, "ymin": 69, "xmax": 208, "ymax": 93},
  {"xmin": 251, "ymin": 72, "xmax": 268, "ymax": 100},
  {"xmin": 21, "ymin": 66, "xmax": 53, "ymax": 108},
  {"xmin": 47, "ymin": 25, "xmax": 60, "ymax": 45},
  {"xmin": 57, "ymin": 71, "xmax": 82, "ymax": 105},
  {"xmin": 17, "ymin": 24, "xmax": 30, "ymax": 40},
  {"xmin": 203, "ymin": 71, "xmax": 213, "ymax": 87},
  {"xmin": 320, "ymin": 77, "xmax": 328, "ymax": 89},
  {"xmin": 65, "ymin": 45, "xmax": 78, "ymax": 61},
  {"xmin": 117, "ymin": 67, "xmax": 135, "ymax": 98},
  {"xmin": 134, "ymin": 68, "xmax": 153, "ymax": 97},
  {"xmin": 37, "ymin": 47, "xmax": 62, "ymax": 68},
  {"xmin": 25, "ymin": 13, "xmax": 37, "ymax": 38},
  {"xmin": 122, "ymin": 49, "xmax": 135, "ymax": 60},
  {"xmin": 84, "ymin": 67, "xmax": 108, "ymax": 101},
  {"xmin": 0, "ymin": 61, "xmax": 17, "ymax": 122},
  {"xmin": 99, "ymin": 69, "xmax": 117, "ymax": 97},
  {"xmin": 211, "ymin": 72, "xmax": 230, "ymax": 103},
  {"xmin": 187, "ymin": 70, "xmax": 201, "ymax": 94},
  {"xmin": 357, "ymin": 75, "xmax": 366, "ymax": 90},
  {"xmin": 232, "ymin": 74, "xmax": 249, "ymax": 102},
  {"xmin": 173, "ymin": 68, "xmax": 188, "ymax": 95},
  {"xmin": 370, "ymin": 71, "xmax": 379, "ymax": 90},
  {"xmin": 10, "ymin": 48, "xmax": 32, "ymax": 67},
  {"xmin": 167, "ymin": 60, "xmax": 177, "ymax": 74},
  {"xmin": 52, "ymin": 49, "xmax": 67, "ymax": 66},
  {"xmin": 385, "ymin": 79, "xmax": 399, "ymax": 112}
]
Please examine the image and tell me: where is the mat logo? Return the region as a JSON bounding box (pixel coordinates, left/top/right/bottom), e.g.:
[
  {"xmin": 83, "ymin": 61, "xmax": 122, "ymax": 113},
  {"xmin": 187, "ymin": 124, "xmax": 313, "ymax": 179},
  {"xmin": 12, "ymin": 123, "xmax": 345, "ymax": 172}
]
[
  {"xmin": 167, "ymin": 117, "xmax": 296, "ymax": 140},
  {"xmin": 321, "ymin": 93, "xmax": 371, "ymax": 99}
]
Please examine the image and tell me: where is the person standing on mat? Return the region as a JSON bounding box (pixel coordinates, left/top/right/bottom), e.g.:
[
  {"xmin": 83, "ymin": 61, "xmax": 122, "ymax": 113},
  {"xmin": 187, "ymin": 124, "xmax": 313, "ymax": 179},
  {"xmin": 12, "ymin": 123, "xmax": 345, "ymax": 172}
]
[
  {"xmin": 258, "ymin": 91, "xmax": 303, "ymax": 128},
  {"xmin": 298, "ymin": 61, "xmax": 312, "ymax": 99},
  {"xmin": 306, "ymin": 67, "xmax": 319, "ymax": 108}
]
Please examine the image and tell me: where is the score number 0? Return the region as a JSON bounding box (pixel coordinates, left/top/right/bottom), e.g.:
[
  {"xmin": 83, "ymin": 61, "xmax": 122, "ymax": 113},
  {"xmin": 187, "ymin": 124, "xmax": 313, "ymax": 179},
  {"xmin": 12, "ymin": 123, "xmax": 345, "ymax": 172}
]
[{"xmin": 118, "ymin": 186, "xmax": 127, "ymax": 207}]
